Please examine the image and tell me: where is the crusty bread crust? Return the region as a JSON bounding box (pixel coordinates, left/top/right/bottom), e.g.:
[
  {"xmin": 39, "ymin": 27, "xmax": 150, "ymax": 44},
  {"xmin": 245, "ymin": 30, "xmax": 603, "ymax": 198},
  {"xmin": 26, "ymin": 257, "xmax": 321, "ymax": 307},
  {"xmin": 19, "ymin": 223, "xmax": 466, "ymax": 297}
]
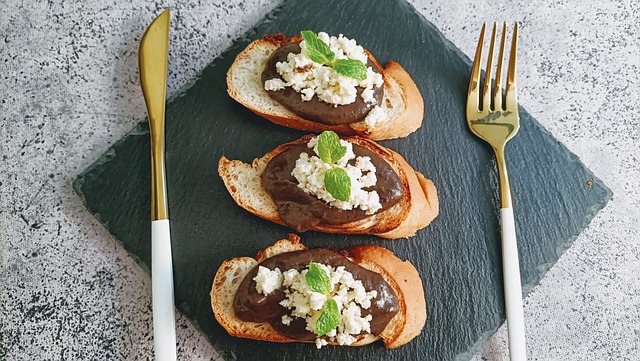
[
  {"xmin": 346, "ymin": 245, "xmax": 427, "ymax": 348},
  {"xmin": 226, "ymin": 35, "xmax": 424, "ymax": 140},
  {"xmin": 374, "ymin": 150, "xmax": 439, "ymax": 239},
  {"xmin": 210, "ymin": 234, "xmax": 426, "ymax": 348},
  {"xmin": 218, "ymin": 136, "xmax": 438, "ymax": 239}
]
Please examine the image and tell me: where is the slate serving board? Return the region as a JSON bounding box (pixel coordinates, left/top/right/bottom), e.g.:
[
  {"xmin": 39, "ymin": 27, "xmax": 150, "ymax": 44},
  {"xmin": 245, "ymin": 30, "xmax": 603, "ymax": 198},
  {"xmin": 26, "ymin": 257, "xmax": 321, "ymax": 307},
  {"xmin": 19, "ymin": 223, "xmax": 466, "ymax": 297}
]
[{"xmin": 74, "ymin": 0, "xmax": 612, "ymax": 359}]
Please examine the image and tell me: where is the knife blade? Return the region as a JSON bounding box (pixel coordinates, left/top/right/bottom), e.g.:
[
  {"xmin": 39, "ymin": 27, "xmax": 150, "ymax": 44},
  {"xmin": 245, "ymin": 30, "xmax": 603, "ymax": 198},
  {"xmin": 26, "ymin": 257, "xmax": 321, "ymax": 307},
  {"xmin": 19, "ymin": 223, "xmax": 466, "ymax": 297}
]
[{"xmin": 138, "ymin": 9, "xmax": 176, "ymax": 361}]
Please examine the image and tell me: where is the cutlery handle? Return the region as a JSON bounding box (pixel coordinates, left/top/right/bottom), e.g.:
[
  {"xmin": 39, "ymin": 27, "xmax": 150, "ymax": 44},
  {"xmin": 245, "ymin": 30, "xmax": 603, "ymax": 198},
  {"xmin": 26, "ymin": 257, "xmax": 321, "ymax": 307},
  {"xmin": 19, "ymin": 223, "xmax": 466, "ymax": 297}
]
[
  {"xmin": 501, "ymin": 207, "xmax": 527, "ymax": 361},
  {"xmin": 152, "ymin": 219, "xmax": 177, "ymax": 361}
]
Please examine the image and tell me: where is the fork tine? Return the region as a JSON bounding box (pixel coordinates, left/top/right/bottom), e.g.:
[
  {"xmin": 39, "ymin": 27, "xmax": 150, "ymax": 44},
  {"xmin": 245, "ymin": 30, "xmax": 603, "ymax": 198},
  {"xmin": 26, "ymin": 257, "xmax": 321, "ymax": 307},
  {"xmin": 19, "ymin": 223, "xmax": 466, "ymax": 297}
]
[
  {"xmin": 505, "ymin": 22, "xmax": 519, "ymax": 110},
  {"xmin": 482, "ymin": 23, "xmax": 497, "ymax": 112},
  {"xmin": 467, "ymin": 23, "xmax": 486, "ymax": 111},
  {"xmin": 494, "ymin": 22, "xmax": 507, "ymax": 111}
]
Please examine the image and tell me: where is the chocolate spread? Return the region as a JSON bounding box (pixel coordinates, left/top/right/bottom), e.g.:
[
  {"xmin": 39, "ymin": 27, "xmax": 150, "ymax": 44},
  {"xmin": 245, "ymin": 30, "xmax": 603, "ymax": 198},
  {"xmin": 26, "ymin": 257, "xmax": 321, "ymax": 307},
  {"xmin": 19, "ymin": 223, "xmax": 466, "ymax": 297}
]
[
  {"xmin": 233, "ymin": 248, "xmax": 399, "ymax": 340},
  {"xmin": 261, "ymin": 42, "xmax": 384, "ymax": 125},
  {"xmin": 260, "ymin": 142, "xmax": 403, "ymax": 232}
]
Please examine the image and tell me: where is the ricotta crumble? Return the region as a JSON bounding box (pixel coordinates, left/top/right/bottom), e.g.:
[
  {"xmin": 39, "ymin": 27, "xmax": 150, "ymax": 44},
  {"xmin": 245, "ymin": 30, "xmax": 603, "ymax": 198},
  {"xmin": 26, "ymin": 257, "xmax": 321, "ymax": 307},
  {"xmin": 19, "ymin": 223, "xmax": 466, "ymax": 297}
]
[
  {"xmin": 290, "ymin": 137, "xmax": 382, "ymax": 214},
  {"xmin": 253, "ymin": 263, "xmax": 378, "ymax": 348}
]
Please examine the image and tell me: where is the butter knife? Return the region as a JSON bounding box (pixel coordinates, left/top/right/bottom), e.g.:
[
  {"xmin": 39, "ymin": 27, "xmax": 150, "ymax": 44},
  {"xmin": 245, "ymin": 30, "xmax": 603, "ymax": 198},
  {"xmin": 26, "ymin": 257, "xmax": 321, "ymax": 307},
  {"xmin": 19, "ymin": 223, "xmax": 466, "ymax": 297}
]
[{"xmin": 138, "ymin": 9, "xmax": 177, "ymax": 361}]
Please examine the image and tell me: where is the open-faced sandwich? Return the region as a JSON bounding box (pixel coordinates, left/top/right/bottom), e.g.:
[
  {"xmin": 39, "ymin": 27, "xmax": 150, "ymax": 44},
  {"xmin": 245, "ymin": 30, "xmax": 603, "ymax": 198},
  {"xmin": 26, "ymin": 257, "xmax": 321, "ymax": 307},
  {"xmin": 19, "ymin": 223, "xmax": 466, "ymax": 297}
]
[
  {"xmin": 227, "ymin": 30, "xmax": 424, "ymax": 140},
  {"xmin": 210, "ymin": 234, "xmax": 427, "ymax": 348},
  {"xmin": 218, "ymin": 131, "xmax": 438, "ymax": 239}
]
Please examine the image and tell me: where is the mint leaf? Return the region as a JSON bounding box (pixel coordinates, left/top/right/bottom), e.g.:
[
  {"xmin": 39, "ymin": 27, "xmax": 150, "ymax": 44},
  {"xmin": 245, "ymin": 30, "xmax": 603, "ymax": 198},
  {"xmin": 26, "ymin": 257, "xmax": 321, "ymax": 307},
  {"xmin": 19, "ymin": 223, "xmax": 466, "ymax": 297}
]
[
  {"xmin": 300, "ymin": 30, "xmax": 368, "ymax": 81},
  {"xmin": 306, "ymin": 262, "xmax": 332, "ymax": 294},
  {"xmin": 316, "ymin": 299, "xmax": 340, "ymax": 337},
  {"xmin": 317, "ymin": 131, "xmax": 346, "ymax": 164},
  {"xmin": 333, "ymin": 59, "xmax": 367, "ymax": 81},
  {"xmin": 324, "ymin": 168, "xmax": 351, "ymax": 202},
  {"xmin": 301, "ymin": 30, "xmax": 335, "ymax": 64}
]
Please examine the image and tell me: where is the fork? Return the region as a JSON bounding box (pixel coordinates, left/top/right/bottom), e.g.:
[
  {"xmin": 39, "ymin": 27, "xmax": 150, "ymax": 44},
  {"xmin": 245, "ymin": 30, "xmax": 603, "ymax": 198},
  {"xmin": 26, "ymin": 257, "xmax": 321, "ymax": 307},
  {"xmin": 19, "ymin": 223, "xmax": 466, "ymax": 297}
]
[{"xmin": 466, "ymin": 22, "xmax": 526, "ymax": 360}]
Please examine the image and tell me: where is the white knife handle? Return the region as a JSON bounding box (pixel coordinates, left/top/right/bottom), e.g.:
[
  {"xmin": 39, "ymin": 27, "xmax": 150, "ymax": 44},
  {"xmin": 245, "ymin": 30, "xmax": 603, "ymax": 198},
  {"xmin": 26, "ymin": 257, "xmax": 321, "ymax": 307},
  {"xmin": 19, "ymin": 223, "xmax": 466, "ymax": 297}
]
[
  {"xmin": 501, "ymin": 208, "xmax": 527, "ymax": 361},
  {"xmin": 152, "ymin": 219, "xmax": 177, "ymax": 361}
]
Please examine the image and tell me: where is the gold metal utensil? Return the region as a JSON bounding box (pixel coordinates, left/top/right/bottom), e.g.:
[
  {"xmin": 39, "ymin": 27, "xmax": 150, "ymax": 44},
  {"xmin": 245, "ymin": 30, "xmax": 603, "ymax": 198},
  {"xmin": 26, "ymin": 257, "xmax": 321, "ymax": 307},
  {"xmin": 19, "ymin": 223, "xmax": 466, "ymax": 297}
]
[
  {"xmin": 139, "ymin": 9, "xmax": 177, "ymax": 361},
  {"xmin": 466, "ymin": 22, "xmax": 526, "ymax": 360}
]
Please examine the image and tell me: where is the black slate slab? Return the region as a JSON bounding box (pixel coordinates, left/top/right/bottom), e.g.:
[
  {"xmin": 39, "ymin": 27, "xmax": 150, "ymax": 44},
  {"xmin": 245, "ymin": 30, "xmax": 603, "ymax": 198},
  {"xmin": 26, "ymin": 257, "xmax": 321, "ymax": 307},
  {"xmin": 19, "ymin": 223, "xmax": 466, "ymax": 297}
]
[{"xmin": 73, "ymin": 0, "xmax": 612, "ymax": 360}]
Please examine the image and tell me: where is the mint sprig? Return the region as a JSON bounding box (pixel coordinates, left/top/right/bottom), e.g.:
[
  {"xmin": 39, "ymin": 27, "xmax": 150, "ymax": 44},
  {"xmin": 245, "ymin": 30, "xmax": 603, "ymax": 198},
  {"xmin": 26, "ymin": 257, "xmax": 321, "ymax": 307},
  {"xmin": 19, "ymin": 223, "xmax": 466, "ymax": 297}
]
[
  {"xmin": 300, "ymin": 30, "xmax": 367, "ymax": 81},
  {"xmin": 315, "ymin": 299, "xmax": 340, "ymax": 337},
  {"xmin": 306, "ymin": 262, "xmax": 332, "ymax": 294},
  {"xmin": 305, "ymin": 262, "xmax": 341, "ymax": 337},
  {"xmin": 315, "ymin": 131, "xmax": 351, "ymax": 202}
]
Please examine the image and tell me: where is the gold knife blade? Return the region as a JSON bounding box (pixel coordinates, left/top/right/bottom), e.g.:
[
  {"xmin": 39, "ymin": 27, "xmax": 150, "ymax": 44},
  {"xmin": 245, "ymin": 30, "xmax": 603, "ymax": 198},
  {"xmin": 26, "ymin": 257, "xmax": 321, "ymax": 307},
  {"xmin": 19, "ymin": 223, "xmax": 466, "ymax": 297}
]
[{"xmin": 140, "ymin": 8, "xmax": 170, "ymax": 221}]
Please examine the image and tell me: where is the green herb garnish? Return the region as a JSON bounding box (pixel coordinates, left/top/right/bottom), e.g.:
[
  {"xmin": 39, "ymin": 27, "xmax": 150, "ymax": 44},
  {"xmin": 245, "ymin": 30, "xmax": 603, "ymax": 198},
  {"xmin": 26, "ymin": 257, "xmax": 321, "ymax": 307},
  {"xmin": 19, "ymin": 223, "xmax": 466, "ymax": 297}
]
[
  {"xmin": 333, "ymin": 59, "xmax": 368, "ymax": 81},
  {"xmin": 305, "ymin": 263, "xmax": 341, "ymax": 337},
  {"xmin": 324, "ymin": 168, "xmax": 351, "ymax": 202},
  {"xmin": 300, "ymin": 30, "xmax": 335, "ymax": 64},
  {"xmin": 300, "ymin": 30, "xmax": 367, "ymax": 81},
  {"xmin": 316, "ymin": 131, "xmax": 351, "ymax": 201},
  {"xmin": 315, "ymin": 299, "xmax": 341, "ymax": 337},
  {"xmin": 317, "ymin": 130, "xmax": 347, "ymax": 164},
  {"xmin": 306, "ymin": 262, "xmax": 332, "ymax": 294}
]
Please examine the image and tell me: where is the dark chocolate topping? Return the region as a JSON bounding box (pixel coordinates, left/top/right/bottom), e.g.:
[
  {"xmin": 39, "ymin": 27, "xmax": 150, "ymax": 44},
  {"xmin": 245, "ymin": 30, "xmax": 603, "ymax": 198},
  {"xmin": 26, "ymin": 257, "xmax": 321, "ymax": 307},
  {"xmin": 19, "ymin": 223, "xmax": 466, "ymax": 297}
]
[
  {"xmin": 260, "ymin": 142, "xmax": 403, "ymax": 232},
  {"xmin": 233, "ymin": 248, "xmax": 399, "ymax": 341}
]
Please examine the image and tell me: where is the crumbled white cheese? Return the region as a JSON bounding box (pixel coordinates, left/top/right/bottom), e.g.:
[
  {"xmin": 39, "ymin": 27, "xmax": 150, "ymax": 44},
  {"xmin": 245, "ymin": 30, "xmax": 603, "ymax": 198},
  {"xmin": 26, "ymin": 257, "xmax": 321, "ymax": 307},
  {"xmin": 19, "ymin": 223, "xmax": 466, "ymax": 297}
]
[
  {"xmin": 361, "ymin": 88, "xmax": 375, "ymax": 104},
  {"xmin": 264, "ymin": 78, "xmax": 286, "ymax": 91},
  {"xmin": 279, "ymin": 268, "xmax": 313, "ymax": 318},
  {"xmin": 290, "ymin": 137, "xmax": 383, "ymax": 214},
  {"xmin": 364, "ymin": 105, "xmax": 388, "ymax": 127},
  {"xmin": 315, "ymin": 338, "xmax": 328, "ymax": 349},
  {"xmin": 341, "ymin": 301, "xmax": 372, "ymax": 335},
  {"xmin": 253, "ymin": 266, "xmax": 283, "ymax": 295},
  {"xmin": 271, "ymin": 263, "xmax": 378, "ymax": 348},
  {"xmin": 281, "ymin": 314, "xmax": 293, "ymax": 326},
  {"xmin": 309, "ymin": 291, "xmax": 327, "ymax": 311},
  {"xmin": 264, "ymin": 32, "xmax": 384, "ymax": 106}
]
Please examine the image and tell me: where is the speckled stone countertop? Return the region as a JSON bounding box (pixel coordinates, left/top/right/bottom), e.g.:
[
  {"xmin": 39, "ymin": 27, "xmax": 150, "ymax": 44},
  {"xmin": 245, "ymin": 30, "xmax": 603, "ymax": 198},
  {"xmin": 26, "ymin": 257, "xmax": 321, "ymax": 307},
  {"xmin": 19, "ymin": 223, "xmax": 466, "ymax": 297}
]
[{"xmin": 1, "ymin": 0, "xmax": 638, "ymax": 360}]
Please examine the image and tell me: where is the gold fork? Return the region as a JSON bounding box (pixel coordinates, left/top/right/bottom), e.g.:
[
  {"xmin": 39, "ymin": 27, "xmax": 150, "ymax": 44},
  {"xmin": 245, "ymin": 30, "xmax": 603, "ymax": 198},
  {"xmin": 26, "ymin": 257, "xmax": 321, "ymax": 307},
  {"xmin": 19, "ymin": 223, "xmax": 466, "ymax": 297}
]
[{"xmin": 466, "ymin": 22, "xmax": 526, "ymax": 360}]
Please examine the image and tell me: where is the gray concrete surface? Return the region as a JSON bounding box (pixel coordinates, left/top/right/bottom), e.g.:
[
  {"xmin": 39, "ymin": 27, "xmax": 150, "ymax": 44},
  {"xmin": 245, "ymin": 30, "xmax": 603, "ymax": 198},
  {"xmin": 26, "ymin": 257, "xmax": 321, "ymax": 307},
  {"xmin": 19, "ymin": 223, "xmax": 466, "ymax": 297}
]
[{"xmin": 1, "ymin": 0, "xmax": 638, "ymax": 360}]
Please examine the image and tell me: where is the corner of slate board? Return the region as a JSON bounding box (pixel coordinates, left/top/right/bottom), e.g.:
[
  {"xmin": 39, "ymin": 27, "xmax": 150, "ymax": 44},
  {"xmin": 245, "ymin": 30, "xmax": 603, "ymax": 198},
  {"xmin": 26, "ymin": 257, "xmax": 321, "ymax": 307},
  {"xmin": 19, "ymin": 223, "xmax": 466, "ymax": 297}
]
[{"xmin": 74, "ymin": 0, "xmax": 612, "ymax": 360}]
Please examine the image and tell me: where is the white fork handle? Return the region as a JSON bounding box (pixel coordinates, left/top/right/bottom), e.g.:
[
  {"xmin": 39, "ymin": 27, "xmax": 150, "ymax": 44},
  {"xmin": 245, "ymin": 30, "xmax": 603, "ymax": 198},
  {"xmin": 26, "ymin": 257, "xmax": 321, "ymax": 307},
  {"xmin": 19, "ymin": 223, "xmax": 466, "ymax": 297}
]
[
  {"xmin": 152, "ymin": 219, "xmax": 177, "ymax": 361},
  {"xmin": 501, "ymin": 207, "xmax": 527, "ymax": 361}
]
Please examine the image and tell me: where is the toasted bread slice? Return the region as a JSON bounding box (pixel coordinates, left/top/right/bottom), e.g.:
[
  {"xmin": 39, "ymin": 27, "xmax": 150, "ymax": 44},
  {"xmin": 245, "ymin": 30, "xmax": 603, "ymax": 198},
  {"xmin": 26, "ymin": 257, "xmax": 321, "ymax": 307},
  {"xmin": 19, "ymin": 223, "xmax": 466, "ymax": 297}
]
[
  {"xmin": 210, "ymin": 234, "xmax": 427, "ymax": 348},
  {"xmin": 218, "ymin": 136, "xmax": 439, "ymax": 239},
  {"xmin": 227, "ymin": 34, "xmax": 424, "ymax": 140}
]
